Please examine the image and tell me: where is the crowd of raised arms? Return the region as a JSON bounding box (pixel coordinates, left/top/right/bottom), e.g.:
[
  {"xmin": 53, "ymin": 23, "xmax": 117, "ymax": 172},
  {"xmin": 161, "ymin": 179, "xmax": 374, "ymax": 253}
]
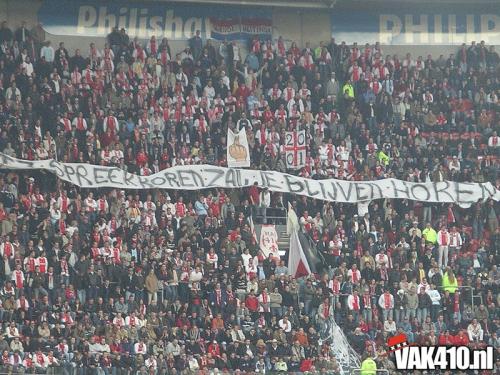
[{"xmin": 0, "ymin": 20, "xmax": 498, "ymax": 374}]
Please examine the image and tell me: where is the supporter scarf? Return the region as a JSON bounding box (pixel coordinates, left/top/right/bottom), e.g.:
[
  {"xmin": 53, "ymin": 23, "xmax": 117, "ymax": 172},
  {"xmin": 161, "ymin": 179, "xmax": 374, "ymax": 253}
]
[
  {"xmin": 36, "ymin": 353, "xmax": 44, "ymax": 365},
  {"xmin": 15, "ymin": 270, "xmax": 23, "ymax": 288},
  {"xmin": 351, "ymin": 268, "xmax": 359, "ymax": 283},
  {"xmin": 384, "ymin": 293, "xmax": 392, "ymax": 309},
  {"xmin": 3, "ymin": 241, "xmax": 12, "ymax": 258},
  {"xmin": 304, "ymin": 55, "xmax": 313, "ymax": 70},
  {"xmin": 198, "ymin": 116, "xmax": 206, "ymax": 132},
  {"xmin": 77, "ymin": 117, "xmax": 85, "ymax": 131},
  {"xmin": 60, "ymin": 196, "xmax": 68, "ymax": 212},
  {"xmin": 265, "ymin": 48, "xmax": 272, "ymax": 60},
  {"xmin": 25, "ymin": 357, "xmax": 33, "ymax": 368},
  {"xmin": 454, "ymin": 293, "xmax": 460, "ymax": 312},
  {"xmin": 216, "ymin": 289, "xmax": 221, "ymax": 305},
  {"xmin": 331, "ymin": 279, "xmax": 340, "ymax": 294},
  {"xmin": 352, "ymin": 66, "xmax": 360, "ymax": 81},
  {"xmin": 59, "ymin": 218, "xmax": 66, "ymax": 235},
  {"xmin": 363, "ymin": 294, "xmax": 371, "ymax": 308},
  {"xmin": 441, "ymin": 231, "xmax": 448, "ymax": 245},
  {"xmin": 278, "ymin": 40, "xmax": 285, "ymax": 56},
  {"xmin": 61, "ymin": 259, "xmax": 69, "ymax": 275},
  {"xmin": 85, "ymin": 68, "xmax": 92, "ymax": 82},
  {"xmin": 323, "ymin": 303, "xmax": 329, "ymax": 318},
  {"xmin": 97, "ymin": 199, "xmax": 108, "ymax": 213},
  {"xmin": 286, "ymin": 88, "xmax": 293, "ymax": 101},
  {"xmin": 19, "ymin": 297, "xmax": 26, "ymax": 310},
  {"xmin": 38, "ymin": 257, "xmax": 47, "ymax": 273},
  {"xmin": 378, "ymin": 65, "xmax": 385, "ymax": 78},
  {"xmin": 252, "ymin": 40, "xmax": 260, "ymax": 53},
  {"xmin": 352, "ymin": 295, "xmax": 360, "ymax": 310},
  {"xmin": 161, "ymin": 50, "xmax": 169, "ymax": 65},
  {"xmin": 62, "ymin": 118, "xmax": 71, "ymax": 132},
  {"xmin": 113, "ymin": 247, "xmax": 120, "ymax": 264},
  {"xmin": 262, "ymin": 291, "xmax": 268, "ymax": 304},
  {"xmin": 107, "ymin": 116, "xmax": 116, "ymax": 132},
  {"xmin": 71, "ymin": 71, "xmax": 80, "ymax": 85}
]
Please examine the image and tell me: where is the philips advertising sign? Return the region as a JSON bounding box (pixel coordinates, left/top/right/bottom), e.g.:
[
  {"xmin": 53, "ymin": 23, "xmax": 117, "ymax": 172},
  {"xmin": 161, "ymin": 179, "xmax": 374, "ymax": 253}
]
[
  {"xmin": 331, "ymin": 8, "xmax": 499, "ymax": 45},
  {"xmin": 38, "ymin": 1, "xmax": 272, "ymax": 41}
]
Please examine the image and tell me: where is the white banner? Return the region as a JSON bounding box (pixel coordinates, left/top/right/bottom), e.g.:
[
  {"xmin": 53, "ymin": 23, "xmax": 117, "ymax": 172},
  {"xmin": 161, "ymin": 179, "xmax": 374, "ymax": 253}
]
[
  {"xmin": 227, "ymin": 128, "xmax": 251, "ymax": 168},
  {"xmin": 0, "ymin": 153, "xmax": 499, "ymax": 205},
  {"xmin": 285, "ymin": 130, "xmax": 306, "ymax": 170},
  {"xmin": 259, "ymin": 224, "xmax": 279, "ymax": 259}
]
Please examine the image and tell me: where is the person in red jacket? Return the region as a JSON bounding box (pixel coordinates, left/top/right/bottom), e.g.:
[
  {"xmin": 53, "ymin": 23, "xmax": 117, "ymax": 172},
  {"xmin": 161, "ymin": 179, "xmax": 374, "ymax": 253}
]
[
  {"xmin": 207, "ymin": 340, "xmax": 221, "ymax": 358},
  {"xmin": 136, "ymin": 148, "xmax": 148, "ymax": 167},
  {"xmin": 245, "ymin": 290, "xmax": 259, "ymax": 318},
  {"xmin": 235, "ymin": 83, "xmax": 250, "ymax": 100},
  {"xmin": 438, "ymin": 330, "xmax": 456, "ymax": 345},
  {"xmin": 300, "ymin": 357, "xmax": 315, "ymax": 373},
  {"xmin": 454, "ymin": 330, "xmax": 470, "ymax": 346}
]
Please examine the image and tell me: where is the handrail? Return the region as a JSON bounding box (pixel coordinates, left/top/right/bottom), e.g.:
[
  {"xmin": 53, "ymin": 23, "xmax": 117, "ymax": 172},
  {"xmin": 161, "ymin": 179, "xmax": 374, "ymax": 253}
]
[{"xmin": 437, "ymin": 285, "xmax": 475, "ymax": 310}]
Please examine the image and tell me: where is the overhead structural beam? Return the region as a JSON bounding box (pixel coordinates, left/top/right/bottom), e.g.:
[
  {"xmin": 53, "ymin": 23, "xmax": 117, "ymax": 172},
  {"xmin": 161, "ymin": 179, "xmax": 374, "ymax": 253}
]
[{"xmin": 156, "ymin": 0, "xmax": 336, "ymax": 9}]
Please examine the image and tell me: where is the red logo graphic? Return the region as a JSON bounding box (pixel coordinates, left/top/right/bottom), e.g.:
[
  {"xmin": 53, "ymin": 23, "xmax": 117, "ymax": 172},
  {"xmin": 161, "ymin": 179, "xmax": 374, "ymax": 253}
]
[{"xmin": 387, "ymin": 334, "xmax": 411, "ymax": 353}]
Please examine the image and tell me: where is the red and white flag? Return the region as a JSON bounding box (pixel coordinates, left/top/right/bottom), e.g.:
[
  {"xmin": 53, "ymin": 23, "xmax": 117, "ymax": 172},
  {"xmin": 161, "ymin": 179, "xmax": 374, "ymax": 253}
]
[
  {"xmin": 288, "ymin": 229, "xmax": 311, "ymax": 278},
  {"xmin": 259, "ymin": 224, "xmax": 279, "ymax": 259},
  {"xmin": 249, "ymin": 215, "xmax": 258, "ymax": 245},
  {"xmin": 285, "ymin": 130, "xmax": 306, "ymax": 170}
]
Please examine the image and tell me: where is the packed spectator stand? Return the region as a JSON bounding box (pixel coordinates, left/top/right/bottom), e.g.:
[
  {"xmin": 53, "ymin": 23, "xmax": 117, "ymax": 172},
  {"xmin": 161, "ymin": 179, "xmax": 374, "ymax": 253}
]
[{"xmin": 0, "ymin": 18, "xmax": 498, "ymax": 374}]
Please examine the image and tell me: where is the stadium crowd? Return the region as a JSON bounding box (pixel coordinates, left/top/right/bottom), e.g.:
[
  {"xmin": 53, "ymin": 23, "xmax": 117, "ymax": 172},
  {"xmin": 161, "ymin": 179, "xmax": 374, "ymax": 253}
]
[{"xmin": 0, "ymin": 19, "xmax": 498, "ymax": 374}]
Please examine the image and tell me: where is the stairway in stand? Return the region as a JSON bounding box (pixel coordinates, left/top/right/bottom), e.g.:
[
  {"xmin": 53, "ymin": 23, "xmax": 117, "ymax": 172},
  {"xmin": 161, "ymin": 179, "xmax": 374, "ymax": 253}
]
[{"xmin": 276, "ymin": 224, "xmax": 290, "ymax": 252}]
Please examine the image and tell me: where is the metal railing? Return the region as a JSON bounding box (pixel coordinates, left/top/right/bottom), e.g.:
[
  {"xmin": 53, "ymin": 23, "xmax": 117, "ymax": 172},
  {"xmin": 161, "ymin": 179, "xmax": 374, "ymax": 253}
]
[
  {"xmin": 437, "ymin": 285, "xmax": 475, "ymax": 310},
  {"xmin": 254, "ymin": 207, "xmax": 287, "ymax": 225}
]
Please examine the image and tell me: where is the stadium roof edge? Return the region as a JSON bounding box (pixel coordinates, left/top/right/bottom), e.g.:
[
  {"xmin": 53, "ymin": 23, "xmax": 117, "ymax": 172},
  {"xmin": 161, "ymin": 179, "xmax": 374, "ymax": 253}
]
[{"xmin": 135, "ymin": 0, "xmax": 500, "ymax": 8}]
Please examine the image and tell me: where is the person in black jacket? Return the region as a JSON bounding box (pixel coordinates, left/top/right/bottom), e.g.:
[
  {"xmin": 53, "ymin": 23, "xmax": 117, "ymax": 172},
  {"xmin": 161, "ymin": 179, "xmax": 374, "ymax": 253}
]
[
  {"xmin": 14, "ymin": 22, "xmax": 30, "ymax": 47},
  {"xmin": 0, "ymin": 21, "xmax": 13, "ymax": 44},
  {"xmin": 417, "ymin": 287, "xmax": 432, "ymax": 324}
]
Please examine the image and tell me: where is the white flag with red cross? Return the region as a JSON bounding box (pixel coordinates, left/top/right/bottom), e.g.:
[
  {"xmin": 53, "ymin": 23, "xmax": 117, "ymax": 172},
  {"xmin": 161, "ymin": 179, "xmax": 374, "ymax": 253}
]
[{"xmin": 285, "ymin": 130, "xmax": 306, "ymax": 169}]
